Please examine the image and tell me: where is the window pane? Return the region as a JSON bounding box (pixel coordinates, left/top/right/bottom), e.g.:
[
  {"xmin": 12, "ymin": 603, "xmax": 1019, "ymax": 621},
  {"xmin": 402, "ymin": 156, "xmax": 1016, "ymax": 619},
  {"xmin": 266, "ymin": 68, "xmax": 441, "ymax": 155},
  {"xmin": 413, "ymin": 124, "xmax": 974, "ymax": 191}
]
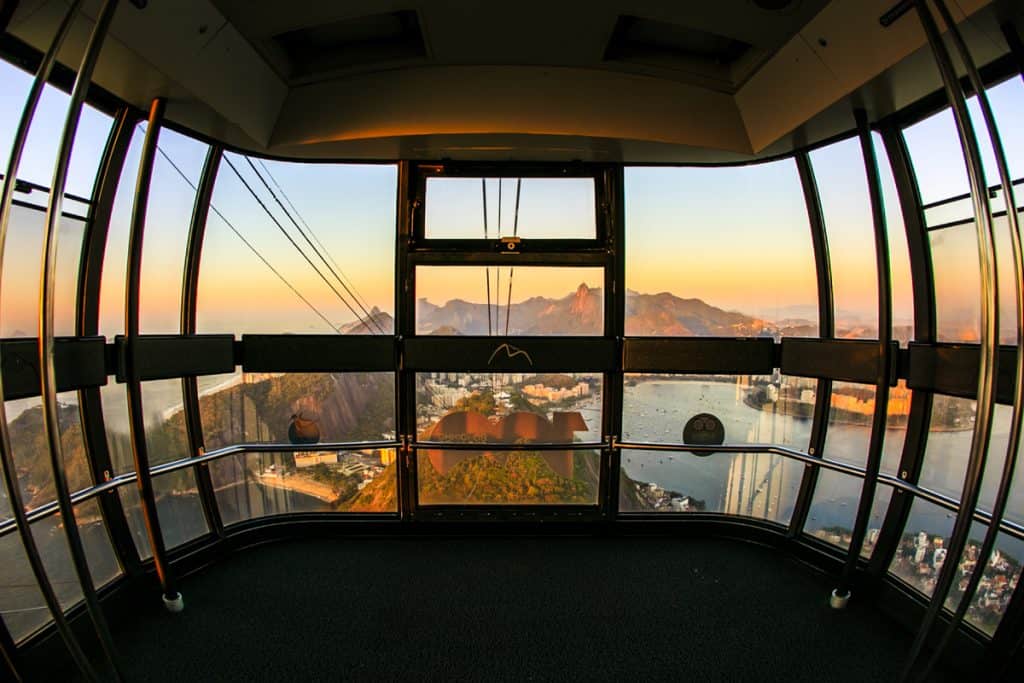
[
  {"xmin": 4, "ymin": 391, "xmax": 93, "ymax": 510},
  {"xmin": 211, "ymin": 448, "xmax": 398, "ymax": 523},
  {"xmin": 98, "ymin": 125, "xmax": 145, "ymax": 337},
  {"xmin": 424, "ymin": 176, "xmax": 596, "ymax": 239},
  {"xmin": 416, "ymin": 266, "xmax": 603, "ymax": 335},
  {"xmin": 822, "ymin": 382, "xmax": 876, "ymax": 469},
  {"xmin": 100, "ymin": 384, "xmax": 133, "ymax": 474},
  {"xmin": 882, "ymin": 381, "xmax": 912, "ymax": 477},
  {"xmin": 417, "ymin": 449, "xmax": 600, "ymax": 505},
  {"xmin": 618, "ymin": 450, "xmax": 800, "ymax": 523},
  {"xmin": 625, "ymin": 161, "xmax": 818, "ymax": 337},
  {"xmin": 0, "ymin": 206, "xmax": 85, "ymax": 338},
  {"xmin": 805, "ymin": 473, "xmax": 891, "ymax": 558},
  {"xmin": 139, "ymin": 128, "xmax": 208, "ymax": 333},
  {"xmin": 919, "ymin": 398, "xmax": 1015, "ymax": 514},
  {"xmin": 0, "ymin": 59, "xmax": 113, "ymax": 199},
  {"xmin": 930, "ymin": 222, "xmax": 980, "ymax": 342},
  {"xmin": 119, "ymin": 470, "xmax": 208, "ymax": 556},
  {"xmin": 416, "ymin": 372, "xmax": 601, "ymax": 444},
  {"xmin": 873, "ymin": 132, "xmax": 914, "ymax": 344},
  {"xmin": 960, "ymin": 532, "xmax": 1022, "ymax": 636},
  {"xmin": 140, "ymin": 379, "xmax": 190, "ymax": 467},
  {"xmin": 810, "ymin": 138, "xmax": 878, "ymax": 338},
  {"xmin": 622, "ymin": 374, "xmax": 815, "ymax": 450},
  {"xmin": 198, "ymin": 157, "xmax": 395, "ymax": 335},
  {"xmin": 199, "ymin": 371, "xmax": 396, "ymax": 450},
  {"xmin": 0, "ymin": 501, "xmax": 121, "ymax": 643}
]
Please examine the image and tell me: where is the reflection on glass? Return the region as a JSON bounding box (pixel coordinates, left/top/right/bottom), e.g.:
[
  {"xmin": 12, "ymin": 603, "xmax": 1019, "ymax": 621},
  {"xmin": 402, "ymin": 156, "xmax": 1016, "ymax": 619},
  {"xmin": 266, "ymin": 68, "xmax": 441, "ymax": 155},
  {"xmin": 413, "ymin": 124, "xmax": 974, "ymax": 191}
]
[
  {"xmin": 119, "ymin": 471, "xmax": 209, "ymax": 556},
  {"xmin": 624, "ymin": 162, "xmax": 817, "ymax": 337},
  {"xmin": 198, "ymin": 157, "xmax": 396, "ymax": 335},
  {"xmin": 0, "ymin": 501, "xmax": 121, "ymax": 642},
  {"xmin": 821, "ymin": 380, "xmax": 915, "ymax": 475},
  {"xmin": 212, "ymin": 448, "xmax": 399, "ymax": 522},
  {"xmin": 806, "ymin": 474, "xmax": 891, "ymax": 558},
  {"xmin": 100, "ymin": 384, "xmax": 133, "ymax": 474},
  {"xmin": 424, "ymin": 176, "xmax": 596, "ymax": 239},
  {"xmin": 4, "ymin": 392, "xmax": 93, "ymax": 510},
  {"xmin": 810, "ymin": 138, "xmax": 878, "ymax": 339},
  {"xmin": 889, "ymin": 499, "xmax": 1021, "ymax": 635},
  {"xmin": 199, "ymin": 371, "xmax": 396, "ymax": 451},
  {"xmin": 618, "ymin": 451, "xmax": 799, "ymax": 524},
  {"xmin": 622, "ymin": 374, "xmax": 815, "ymax": 448},
  {"xmin": 416, "ymin": 266, "xmax": 604, "ymax": 335},
  {"xmin": 141, "ymin": 379, "xmax": 190, "ymax": 467},
  {"xmin": 418, "ymin": 450, "xmax": 600, "ymax": 505}
]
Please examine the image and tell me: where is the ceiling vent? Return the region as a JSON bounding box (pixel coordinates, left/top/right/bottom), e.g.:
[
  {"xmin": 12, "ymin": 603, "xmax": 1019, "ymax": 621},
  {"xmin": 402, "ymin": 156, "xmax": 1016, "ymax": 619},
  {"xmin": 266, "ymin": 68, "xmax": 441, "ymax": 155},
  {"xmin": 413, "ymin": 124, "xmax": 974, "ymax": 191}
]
[
  {"xmin": 603, "ymin": 15, "xmax": 753, "ymax": 68},
  {"xmin": 272, "ymin": 10, "xmax": 426, "ymax": 79}
]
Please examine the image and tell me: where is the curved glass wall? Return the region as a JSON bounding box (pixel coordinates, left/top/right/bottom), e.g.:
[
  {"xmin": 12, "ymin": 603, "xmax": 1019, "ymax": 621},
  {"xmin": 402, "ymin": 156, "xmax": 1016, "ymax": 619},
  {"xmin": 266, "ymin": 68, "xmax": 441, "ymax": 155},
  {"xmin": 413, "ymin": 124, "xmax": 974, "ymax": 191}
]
[{"xmin": 2, "ymin": 48, "xmax": 1023, "ymax": 659}]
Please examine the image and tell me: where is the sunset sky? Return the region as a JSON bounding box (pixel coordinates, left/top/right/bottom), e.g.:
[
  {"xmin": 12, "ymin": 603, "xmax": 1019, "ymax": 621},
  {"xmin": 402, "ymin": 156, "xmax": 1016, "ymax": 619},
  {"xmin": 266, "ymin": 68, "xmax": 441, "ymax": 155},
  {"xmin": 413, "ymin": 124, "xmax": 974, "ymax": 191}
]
[{"xmin": 1, "ymin": 57, "xmax": 1022, "ymax": 340}]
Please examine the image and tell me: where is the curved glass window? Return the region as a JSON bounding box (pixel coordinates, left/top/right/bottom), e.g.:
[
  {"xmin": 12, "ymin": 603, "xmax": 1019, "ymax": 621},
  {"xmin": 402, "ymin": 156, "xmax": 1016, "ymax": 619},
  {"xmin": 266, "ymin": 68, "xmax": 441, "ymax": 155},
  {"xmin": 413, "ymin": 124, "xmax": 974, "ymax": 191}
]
[
  {"xmin": 624, "ymin": 162, "xmax": 818, "ymax": 337},
  {"xmin": 810, "ymin": 138, "xmax": 878, "ymax": 339},
  {"xmin": 198, "ymin": 157, "xmax": 396, "ymax": 335},
  {"xmin": 806, "ymin": 475, "xmax": 892, "ymax": 557},
  {"xmin": 873, "ymin": 132, "xmax": 915, "ymax": 343}
]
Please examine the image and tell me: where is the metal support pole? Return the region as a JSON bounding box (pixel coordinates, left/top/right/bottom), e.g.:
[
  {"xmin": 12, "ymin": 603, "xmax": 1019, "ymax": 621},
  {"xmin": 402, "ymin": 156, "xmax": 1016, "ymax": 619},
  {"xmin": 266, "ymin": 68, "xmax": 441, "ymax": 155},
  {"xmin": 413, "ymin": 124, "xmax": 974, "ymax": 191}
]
[
  {"xmin": 38, "ymin": 0, "xmax": 125, "ymax": 678},
  {"xmin": 124, "ymin": 97, "xmax": 182, "ymax": 610},
  {"xmin": 917, "ymin": 3, "xmax": 1023, "ymax": 678},
  {"xmin": 77, "ymin": 107, "xmax": 144, "ymax": 578},
  {"xmin": 0, "ymin": 1, "xmax": 98, "ymax": 678},
  {"xmin": 788, "ymin": 152, "xmax": 834, "ymax": 542},
  {"xmin": 180, "ymin": 146, "xmax": 224, "ymax": 538},
  {"xmin": 605, "ymin": 165, "xmax": 625, "ymax": 521},
  {"xmin": 396, "ymin": 160, "xmax": 415, "ymax": 520},
  {"xmin": 899, "ymin": 1, "xmax": 1001, "ymax": 678},
  {"xmin": 833, "ymin": 109, "xmax": 894, "ymax": 601}
]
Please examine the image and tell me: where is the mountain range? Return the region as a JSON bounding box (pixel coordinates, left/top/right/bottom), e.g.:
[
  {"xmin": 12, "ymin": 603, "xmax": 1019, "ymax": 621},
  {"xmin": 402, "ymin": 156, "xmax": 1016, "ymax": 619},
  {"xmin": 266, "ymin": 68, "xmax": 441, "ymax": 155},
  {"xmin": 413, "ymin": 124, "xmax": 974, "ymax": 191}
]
[{"xmin": 343, "ymin": 284, "xmax": 818, "ymax": 337}]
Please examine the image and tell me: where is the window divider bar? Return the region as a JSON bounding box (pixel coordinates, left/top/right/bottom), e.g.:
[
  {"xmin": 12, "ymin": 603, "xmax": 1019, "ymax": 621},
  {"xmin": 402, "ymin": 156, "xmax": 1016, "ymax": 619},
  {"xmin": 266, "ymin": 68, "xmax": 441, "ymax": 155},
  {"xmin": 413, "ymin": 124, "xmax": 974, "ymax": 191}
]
[
  {"xmin": 181, "ymin": 145, "xmax": 224, "ymax": 538},
  {"xmin": 787, "ymin": 151, "xmax": 834, "ymax": 541},
  {"xmin": 834, "ymin": 109, "xmax": 896, "ymax": 597}
]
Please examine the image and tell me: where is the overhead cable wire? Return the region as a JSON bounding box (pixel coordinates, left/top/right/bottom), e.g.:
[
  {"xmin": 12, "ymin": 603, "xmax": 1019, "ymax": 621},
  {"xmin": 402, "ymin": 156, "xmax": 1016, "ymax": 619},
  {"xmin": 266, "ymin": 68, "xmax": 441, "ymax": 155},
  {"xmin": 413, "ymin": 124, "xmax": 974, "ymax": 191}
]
[
  {"xmin": 501, "ymin": 176, "xmax": 520, "ymax": 335},
  {"xmin": 222, "ymin": 155, "xmax": 374, "ymax": 333},
  {"xmin": 249, "ymin": 158, "xmax": 385, "ymax": 334},
  {"xmin": 255, "ymin": 159, "xmax": 378, "ymax": 321},
  {"xmin": 154, "ymin": 145, "xmax": 343, "ymax": 334}
]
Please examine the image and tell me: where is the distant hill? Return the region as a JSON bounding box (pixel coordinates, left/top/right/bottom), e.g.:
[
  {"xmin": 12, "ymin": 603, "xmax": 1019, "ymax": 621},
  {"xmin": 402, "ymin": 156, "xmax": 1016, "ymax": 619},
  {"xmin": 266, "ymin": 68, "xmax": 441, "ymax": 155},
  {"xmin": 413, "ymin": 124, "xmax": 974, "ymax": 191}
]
[{"xmin": 409, "ymin": 284, "xmax": 789, "ymax": 337}]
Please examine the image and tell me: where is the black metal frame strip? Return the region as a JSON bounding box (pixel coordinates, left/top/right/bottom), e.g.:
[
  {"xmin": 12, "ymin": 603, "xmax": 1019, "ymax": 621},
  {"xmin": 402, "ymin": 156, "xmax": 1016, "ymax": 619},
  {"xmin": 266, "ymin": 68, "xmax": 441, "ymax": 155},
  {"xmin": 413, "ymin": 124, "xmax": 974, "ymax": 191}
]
[
  {"xmin": 868, "ymin": 124, "xmax": 937, "ymax": 579},
  {"xmin": 787, "ymin": 151, "xmax": 834, "ymax": 540},
  {"xmin": 76, "ymin": 106, "xmax": 143, "ymax": 581},
  {"xmin": 900, "ymin": 2, "xmax": 1002, "ymax": 679},
  {"xmin": 0, "ymin": 2, "xmax": 98, "ymax": 676},
  {"xmin": 396, "ymin": 160, "xmax": 415, "ymax": 520},
  {"xmin": 181, "ymin": 146, "xmax": 224, "ymax": 538},
  {"xmin": 835, "ymin": 109, "xmax": 895, "ymax": 595},
  {"xmin": 605, "ymin": 165, "xmax": 625, "ymax": 521},
  {"xmin": 919, "ymin": 3, "xmax": 1024, "ymax": 676},
  {"xmin": 36, "ymin": 0, "xmax": 124, "ymax": 678},
  {"xmin": 123, "ymin": 97, "xmax": 180, "ymax": 603}
]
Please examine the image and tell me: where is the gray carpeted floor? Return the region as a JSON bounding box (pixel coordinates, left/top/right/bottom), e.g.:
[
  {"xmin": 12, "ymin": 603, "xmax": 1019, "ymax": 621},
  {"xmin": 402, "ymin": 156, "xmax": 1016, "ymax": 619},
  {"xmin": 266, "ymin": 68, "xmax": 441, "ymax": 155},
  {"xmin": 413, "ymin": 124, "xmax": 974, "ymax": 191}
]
[{"xmin": 67, "ymin": 536, "xmax": 922, "ymax": 681}]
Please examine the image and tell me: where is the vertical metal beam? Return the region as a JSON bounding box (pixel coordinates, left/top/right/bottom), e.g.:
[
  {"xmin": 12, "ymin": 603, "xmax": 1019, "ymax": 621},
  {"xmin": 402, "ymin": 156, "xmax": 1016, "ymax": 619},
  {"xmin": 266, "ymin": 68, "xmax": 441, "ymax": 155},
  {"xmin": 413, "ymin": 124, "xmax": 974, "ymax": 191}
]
[
  {"xmin": 834, "ymin": 110, "xmax": 894, "ymax": 599},
  {"xmin": 868, "ymin": 125, "xmax": 937, "ymax": 579},
  {"xmin": 787, "ymin": 152, "xmax": 834, "ymax": 540},
  {"xmin": 917, "ymin": 3, "xmax": 1023, "ymax": 677},
  {"xmin": 124, "ymin": 97, "xmax": 182, "ymax": 609},
  {"xmin": 0, "ymin": 1, "xmax": 98, "ymax": 677},
  {"xmin": 180, "ymin": 146, "xmax": 224, "ymax": 537},
  {"xmin": 396, "ymin": 160, "xmax": 415, "ymax": 520},
  {"xmin": 605, "ymin": 165, "xmax": 625, "ymax": 521},
  {"xmin": 38, "ymin": 0, "xmax": 124, "ymax": 678},
  {"xmin": 77, "ymin": 106, "xmax": 143, "ymax": 578},
  {"xmin": 899, "ymin": 1, "xmax": 1001, "ymax": 678}
]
